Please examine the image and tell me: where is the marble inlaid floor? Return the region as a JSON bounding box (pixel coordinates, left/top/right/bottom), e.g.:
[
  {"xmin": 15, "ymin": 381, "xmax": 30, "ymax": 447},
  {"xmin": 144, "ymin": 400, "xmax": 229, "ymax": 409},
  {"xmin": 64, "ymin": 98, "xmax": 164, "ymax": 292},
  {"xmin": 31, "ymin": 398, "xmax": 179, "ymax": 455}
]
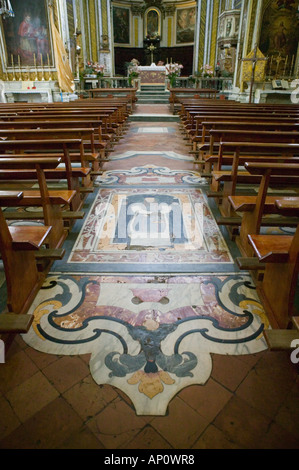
[
  {"xmin": 1, "ymin": 105, "xmax": 299, "ymax": 449},
  {"xmin": 64, "ymin": 187, "xmax": 233, "ymax": 270},
  {"xmin": 1, "ymin": 125, "xmax": 270, "ymax": 417},
  {"xmin": 22, "ymin": 272, "xmax": 268, "ymax": 415}
]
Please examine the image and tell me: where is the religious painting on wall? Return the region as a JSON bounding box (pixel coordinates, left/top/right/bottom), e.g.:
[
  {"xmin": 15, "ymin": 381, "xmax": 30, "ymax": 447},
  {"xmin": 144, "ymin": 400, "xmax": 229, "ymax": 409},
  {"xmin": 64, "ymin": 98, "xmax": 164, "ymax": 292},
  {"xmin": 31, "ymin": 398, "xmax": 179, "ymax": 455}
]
[
  {"xmin": 113, "ymin": 6, "xmax": 130, "ymax": 45},
  {"xmin": 0, "ymin": 0, "xmax": 52, "ymax": 68},
  {"xmin": 259, "ymin": 0, "xmax": 299, "ymax": 75},
  {"xmin": 145, "ymin": 7, "xmax": 161, "ymax": 39},
  {"xmin": 176, "ymin": 6, "xmax": 196, "ymax": 44}
]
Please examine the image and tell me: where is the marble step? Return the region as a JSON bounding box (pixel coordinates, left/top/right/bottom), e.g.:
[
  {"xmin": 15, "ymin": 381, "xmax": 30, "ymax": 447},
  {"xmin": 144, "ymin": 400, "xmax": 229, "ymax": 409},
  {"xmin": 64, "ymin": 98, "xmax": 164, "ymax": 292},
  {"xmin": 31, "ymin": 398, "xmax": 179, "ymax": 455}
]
[
  {"xmin": 140, "ymin": 85, "xmax": 166, "ymax": 91},
  {"xmin": 137, "ymin": 96, "xmax": 169, "ymax": 101},
  {"xmin": 137, "ymin": 99, "xmax": 169, "ymax": 104},
  {"xmin": 137, "ymin": 92, "xmax": 169, "ymax": 98},
  {"xmin": 129, "ymin": 114, "xmax": 179, "ymax": 122}
]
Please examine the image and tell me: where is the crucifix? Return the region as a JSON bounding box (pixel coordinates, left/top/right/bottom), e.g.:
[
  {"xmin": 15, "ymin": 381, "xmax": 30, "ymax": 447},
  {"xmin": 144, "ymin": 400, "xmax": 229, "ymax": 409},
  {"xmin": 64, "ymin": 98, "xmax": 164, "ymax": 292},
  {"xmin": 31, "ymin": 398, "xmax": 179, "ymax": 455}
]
[
  {"xmin": 147, "ymin": 43, "xmax": 156, "ymax": 64},
  {"xmin": 241, "ymin": 43, "xmax": 268, "ymax": 103}
]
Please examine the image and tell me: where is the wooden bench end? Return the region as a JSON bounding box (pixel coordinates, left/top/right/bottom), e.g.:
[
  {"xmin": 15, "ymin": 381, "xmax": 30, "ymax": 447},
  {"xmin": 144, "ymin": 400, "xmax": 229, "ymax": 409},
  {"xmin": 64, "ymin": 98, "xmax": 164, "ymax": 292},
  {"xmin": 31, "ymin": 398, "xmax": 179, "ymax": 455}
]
[
  {"xmin": 0, "ymin": 313, "xmax": 34, "ymax": 334},
  {"xmin": 263, "ymin": 329, "xmax": 299, "ymax": 351}
]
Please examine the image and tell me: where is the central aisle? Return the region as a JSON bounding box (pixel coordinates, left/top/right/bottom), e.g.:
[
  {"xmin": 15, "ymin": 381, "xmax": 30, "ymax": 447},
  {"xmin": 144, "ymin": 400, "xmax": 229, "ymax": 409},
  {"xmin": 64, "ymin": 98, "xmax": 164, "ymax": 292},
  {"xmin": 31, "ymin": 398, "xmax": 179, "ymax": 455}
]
[{"xmin": 19, "ymin": 103, "xmax": 268, "ymax": 416}]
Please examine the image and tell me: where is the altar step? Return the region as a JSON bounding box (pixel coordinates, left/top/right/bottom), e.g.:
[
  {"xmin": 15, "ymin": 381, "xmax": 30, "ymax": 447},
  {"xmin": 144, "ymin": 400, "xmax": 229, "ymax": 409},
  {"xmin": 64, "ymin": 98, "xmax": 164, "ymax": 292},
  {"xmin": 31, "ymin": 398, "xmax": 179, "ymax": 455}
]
[{"xmin": 137, "ymin": 85, "xmax": 170, "ymax": 104}]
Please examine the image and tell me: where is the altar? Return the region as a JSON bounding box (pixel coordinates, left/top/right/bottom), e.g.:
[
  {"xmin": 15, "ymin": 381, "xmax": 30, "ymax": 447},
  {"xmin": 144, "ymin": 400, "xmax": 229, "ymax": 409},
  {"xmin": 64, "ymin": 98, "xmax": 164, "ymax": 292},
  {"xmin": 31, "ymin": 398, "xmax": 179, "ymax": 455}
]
[
  {"xmin": 0, "ymin": 80, "xmax": 78, "ymax": 103},
  {"xmin": 139, "ymin": 65, "xmax": 166, "ymax": 85}
]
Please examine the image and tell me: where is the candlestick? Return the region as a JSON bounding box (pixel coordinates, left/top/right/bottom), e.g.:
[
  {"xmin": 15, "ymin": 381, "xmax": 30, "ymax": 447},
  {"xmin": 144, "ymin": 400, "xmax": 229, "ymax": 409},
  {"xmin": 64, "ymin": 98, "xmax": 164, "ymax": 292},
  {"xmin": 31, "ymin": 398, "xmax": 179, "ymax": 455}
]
[
  {"xmin": 11, "ymin": 54, "xmax": 16, "ymax": 80},
  {"xmin": 268, "ymin": 55, "xmax": 273, "ymax": 78},
  {"xmin": 33, "ymin": 53, "xmax": 38, "ymax": 80},
  {"xmin": 283, "ymin": 55, "xmax": 288, "ymax": 77},
  {"xmin": 47, "ymin": 53, "xmax": 52, "ymax": 80},
  {"xmin": 18, "ymin": 55, "xmax": 22, "ymax": 81},
  {"xmin": 289, "ymin": 55, "xmax": 295, "ymax": 78},
  {"xmin": 275, "ymin": 53, "xmax": 282, "ymax": 78},
  {"xmin": 40, "ymin": 53, "xmax": 45, "ymax": 80}
]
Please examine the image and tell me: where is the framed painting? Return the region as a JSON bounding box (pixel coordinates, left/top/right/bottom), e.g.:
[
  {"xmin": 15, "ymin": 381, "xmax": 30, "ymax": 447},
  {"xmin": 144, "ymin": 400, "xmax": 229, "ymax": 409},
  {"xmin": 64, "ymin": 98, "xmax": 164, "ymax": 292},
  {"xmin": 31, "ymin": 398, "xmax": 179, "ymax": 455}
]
[
  {"xmin": 145, "ymin": 7, "xmax": 161, "ymax": 39},
  {"xmin": 259, "ymin": 0, "xmax": 299, "ymax": 59},
  {"xmin": 0, "ymin": 0, "xmax": 53, "ymax": 68},
  {"xmin": 176, "ymin": 6, "xmax": 196, "ymax": 44},
  {"xmin": 113, "ymin": 6, "xmax": 130, "ymax": 45}
]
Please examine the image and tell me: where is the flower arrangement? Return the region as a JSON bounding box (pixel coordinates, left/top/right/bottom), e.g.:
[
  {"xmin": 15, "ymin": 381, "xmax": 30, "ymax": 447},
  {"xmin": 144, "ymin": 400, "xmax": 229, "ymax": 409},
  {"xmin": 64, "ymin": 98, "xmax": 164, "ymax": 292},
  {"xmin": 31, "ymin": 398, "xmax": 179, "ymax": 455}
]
[
  {"xmin": 127, "ymin": 59, "xmax": 140, "ymax": 85},
  {"xmin": 200, "ymin": 64, "xmax": 214, "ymax": 77},
  {"xmin": 165, "ymin": 63, "xmax": 183, "ymax": 87},
  {"xmin": 82, "ymin": 61, "xmax": 105, "ymax": 78},
  {"xmin": 144, "ymin": 34, "xmax": 160, "ymax": 41}
]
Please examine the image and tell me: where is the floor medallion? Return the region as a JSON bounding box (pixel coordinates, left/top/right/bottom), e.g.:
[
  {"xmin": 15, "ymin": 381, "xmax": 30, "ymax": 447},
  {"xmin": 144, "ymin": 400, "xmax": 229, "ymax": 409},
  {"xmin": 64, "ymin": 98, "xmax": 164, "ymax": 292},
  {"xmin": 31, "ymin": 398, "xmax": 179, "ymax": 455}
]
[{"xmin": 22, "ymin": 273, "xmax": 268, "ymax": 415}]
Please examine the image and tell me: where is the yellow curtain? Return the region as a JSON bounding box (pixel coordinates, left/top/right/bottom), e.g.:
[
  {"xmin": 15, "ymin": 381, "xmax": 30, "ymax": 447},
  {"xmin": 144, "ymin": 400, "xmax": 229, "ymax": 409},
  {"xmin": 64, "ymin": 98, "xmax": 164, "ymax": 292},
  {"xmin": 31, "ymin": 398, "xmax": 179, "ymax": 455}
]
[{"xmin": 49, "ymin": 7, "xmax": 75, "ymax": 93}]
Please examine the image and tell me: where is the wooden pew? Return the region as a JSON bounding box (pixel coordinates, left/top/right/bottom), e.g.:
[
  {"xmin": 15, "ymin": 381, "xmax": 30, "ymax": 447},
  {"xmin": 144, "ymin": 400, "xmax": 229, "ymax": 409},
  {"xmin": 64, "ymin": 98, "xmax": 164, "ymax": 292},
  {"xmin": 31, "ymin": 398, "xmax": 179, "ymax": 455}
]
[
  {"xmin": 87, "ymin": 87, "xmax": 137, "ymax": 111},
  {"xmin": 0, "ymin": 139, "xmax": 92, "ymax": 211},
  {"xmin": 197, "ymin": 128, "xmax": 299, "ymax": 174},
  {"xmin": 0, "ymin": 157, "xmax": 64, "ymax": 317},
  {"xmin": 169, "ymin": 88, "xmax": 218, "ymax": 113},
  {"xmin": 204, "ymin": 128, "xmax": 299, "ymax": 158},
  {"xmin": 246, "ymin": 187, "xmax": 299, "ymax": 330},
  {"xmin": 209, "ymin": 142, "xmax": 299, "ymax": 216},
  {"xmin": 0, "ymin": 119, "xmax": 114, "ymax": 162},
  {"xmin": 0, "ymin": 154, "xmax": 77, "ymax": 252},
  {"xmin": 0, "ymin": 111, "xmax": 124, "ymax": 150},
  {"xmin": 4, "ymin": 106, "xmax": 126, "ymax": 133},
  {"xmin": 0, "ymin": 190, "xmax": 34, "ymax": 334},
  {"xmin": 228, "ymin": 162, "xmax": 299, "ymax": 258},
  {"xmin": 0, "ymin": 128, "xmax": 104, "ymax": 173},
  {"xmin": 183, "ymin": 113, "xmax": 299, "ymax": 145}
]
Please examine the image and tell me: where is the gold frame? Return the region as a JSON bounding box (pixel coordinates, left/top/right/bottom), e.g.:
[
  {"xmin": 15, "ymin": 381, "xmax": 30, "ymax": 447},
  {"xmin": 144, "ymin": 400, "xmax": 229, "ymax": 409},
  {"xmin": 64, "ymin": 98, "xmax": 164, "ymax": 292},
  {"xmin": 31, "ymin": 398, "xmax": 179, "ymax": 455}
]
[
  {"xmin": 175, "ymin": 5, "xmax": 196, "ymax": 46},
  {"xmin": 145, "ymin": 7, "xmax": 161, "ymax": 38}
]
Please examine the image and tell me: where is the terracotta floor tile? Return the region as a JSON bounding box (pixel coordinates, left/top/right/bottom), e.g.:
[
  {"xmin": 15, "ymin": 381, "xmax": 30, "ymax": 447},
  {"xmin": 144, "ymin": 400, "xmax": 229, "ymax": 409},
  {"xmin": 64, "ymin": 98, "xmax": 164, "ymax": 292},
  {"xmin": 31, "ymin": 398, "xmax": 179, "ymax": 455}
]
[
  {"xmin": 178, "ymin": 380, "xmax": 232, "ymax": 422},
  {"xmin": 6, "ymin": 335, "xmax": 28, "ymax": 355},
  {"xmin": 63, "ymin": 377, "xmax": 118, "ymax": 421},
  {"xmin": 5, "ymin": 371, "xmax": 59, "ymax": 423},
  {"xmin": 258, "ymin": 420, "xmax": 299, "ymax": 449},
  {"xmin": 0, "ymin": 397, "xmax": 83, "ymax": 449},
  {"xmin": 0, "ymin": 350, "xmax": 38, "ymax": 395},
  {"xmin": 43, "ymin": 355, "xmax": 90, "ymax": 393},
  {"xmin": 122, "ymin": 425, "xmax": 172, "ymax": 449},
  {"xmin": 211, "ymin": 354, "xmax": 253, "ymax": 391},
  {"xmin": 60, "ymin": 426, "xmax": 106, "ymax": 449},
  {"xmin": 213, "ymin": 395, "xmax": 272, "ymax": 449},
  {"xmin": 150, "ymin": 396, "xmax": 209, "ymax": 449},
  {"xmin": 191, "ymin": 424, "xmax": 242, "ymax": 449},
  {"xmin": 254, "ymin": 351, "xmax": 298, "ymax": 384},
  {"xmin": 274, "ymin": 382, "xmax": 299, "ymax": 440},
  {"xmin": 86, "ymin": 397, "xmax": 148, "ymax": 449},
  {"xmin": 0, "ymin": 395, "xmax": 20, "ymax": 440},
  {"xmin": 236, "ymin": 367, "xmax": 294, "ymax": 419},
  {"xmin": 25, "ymin": 346, "xmax": 60, "ymax": 370},
  {"xmin": 135, "ymin": 105, "xmax": 172, "ymax": 115},
  {"xmin": 0, "ymin": 423, "xmax": 37, "ymax": 449},
  {"xmin": 235, "ymin": 351, "xmax": 266, "ymax": 367}
]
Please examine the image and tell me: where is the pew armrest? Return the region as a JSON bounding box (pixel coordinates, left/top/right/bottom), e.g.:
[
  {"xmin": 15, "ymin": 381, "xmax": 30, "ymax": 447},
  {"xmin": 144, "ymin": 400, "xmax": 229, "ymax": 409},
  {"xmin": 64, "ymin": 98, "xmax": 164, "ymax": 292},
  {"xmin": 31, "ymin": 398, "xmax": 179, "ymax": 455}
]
[{"xmin": 0, "ymin": 313, "xmax": 34, "ymax": 333}]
